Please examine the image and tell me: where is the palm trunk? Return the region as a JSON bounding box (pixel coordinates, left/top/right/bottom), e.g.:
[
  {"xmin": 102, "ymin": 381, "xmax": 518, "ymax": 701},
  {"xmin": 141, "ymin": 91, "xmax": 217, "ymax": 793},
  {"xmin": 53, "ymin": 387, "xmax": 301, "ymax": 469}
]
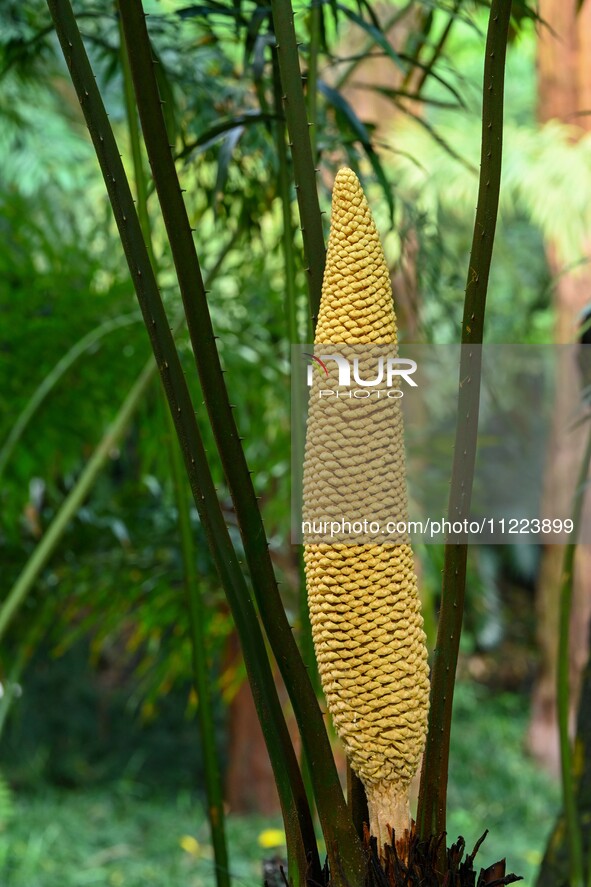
[
  {"xmin": 527, "ymin": 0, "xmax": 591, "ymax": 776},
  {"xmin": 536, "ymin": 617, "xmax": 591, "ymax": 886}
]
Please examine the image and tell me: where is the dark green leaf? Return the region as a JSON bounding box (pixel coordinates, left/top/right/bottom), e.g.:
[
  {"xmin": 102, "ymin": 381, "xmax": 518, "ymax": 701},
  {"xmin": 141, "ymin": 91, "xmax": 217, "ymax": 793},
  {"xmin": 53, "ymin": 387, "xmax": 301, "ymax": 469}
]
[
  {"xmin": 323, "ymin": 0, "xmax": 340, "ymax": 31},
  {"xmin": 319, "ymin": 80, "xmax": 394, "ymax": 223},
  {"xmin": 354, "ymin": 0, "xmax": 381, "ymax": 32},
  {"xmin": 355, "ymin": 81, "xmax": 462, "ymax": 110},
  {"xmin": 149, "ymin": 43, "xmax": 180, "ymax": 146},
  {"xmin": 176, "ymin": 2, "xmax": 247, "ymax": 24},
  {"xmin": 252, "ymin": 32, "xmax": 274, "ymax": 82},
  {"xmin": 397, "ymin": 50, "xmax": 467, "ymax": 106},
  {"xmin": 335, "ymin": 2, "xmax": 406, "ymax": 73},
  {"xmin": 243, "ymin": 5, "xmax": 270, "ymax": 69},
  {"xmin": 214, "ymin": 126, "xmax": 245, "ymax": 216},
  {"xmin": 177, "ymin": 111, "xmax": 276, "ymax": 160}
]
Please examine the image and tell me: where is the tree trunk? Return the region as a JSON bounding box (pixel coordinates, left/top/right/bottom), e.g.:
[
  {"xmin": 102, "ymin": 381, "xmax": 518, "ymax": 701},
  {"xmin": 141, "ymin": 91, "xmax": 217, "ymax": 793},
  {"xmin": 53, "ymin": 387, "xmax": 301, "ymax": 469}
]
[
  {"xmin": 535, "ymin": 617, "xmax": 591, "ymax": 886},
  {"xmin": 224, "ymin": 630, "xmax": 281, "ymax": 814},
  {"xmin": 527, "ymin": 0, "xmax": 591, "ymax": 775}
]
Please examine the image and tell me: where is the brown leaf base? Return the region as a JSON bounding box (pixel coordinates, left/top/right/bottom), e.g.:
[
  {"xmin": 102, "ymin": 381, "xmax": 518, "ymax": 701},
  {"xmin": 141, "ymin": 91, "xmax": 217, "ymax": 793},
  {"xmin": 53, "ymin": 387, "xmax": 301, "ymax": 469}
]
[
  {"xmin": 262, "ymin": 829, "xmax": 522, "ymax": 886},
  {"xmin": 363, "ymin": 827, "xmax": 522, "ymax": 887}
]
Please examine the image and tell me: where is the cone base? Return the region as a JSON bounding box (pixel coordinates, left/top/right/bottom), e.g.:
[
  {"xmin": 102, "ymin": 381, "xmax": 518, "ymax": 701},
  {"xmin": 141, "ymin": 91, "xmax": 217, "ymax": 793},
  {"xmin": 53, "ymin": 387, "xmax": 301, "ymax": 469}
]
[{"xmin": 365, "ymin": 781, "xmax": 411, "ymax": 857}]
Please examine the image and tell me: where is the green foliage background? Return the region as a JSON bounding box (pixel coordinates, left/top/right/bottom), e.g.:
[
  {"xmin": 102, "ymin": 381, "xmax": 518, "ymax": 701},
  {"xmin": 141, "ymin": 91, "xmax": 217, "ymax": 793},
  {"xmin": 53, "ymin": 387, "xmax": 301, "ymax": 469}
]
[{"xmin": 0, "ymin": 0, "xmax": 582, "ymax": 883}]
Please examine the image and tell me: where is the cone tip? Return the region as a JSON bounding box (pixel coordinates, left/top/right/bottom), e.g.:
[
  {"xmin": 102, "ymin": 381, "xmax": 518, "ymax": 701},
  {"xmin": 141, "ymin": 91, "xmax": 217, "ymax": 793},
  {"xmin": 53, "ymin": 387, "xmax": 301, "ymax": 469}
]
[
  {"xmin": 332, "ymin": 166, "xmax": 362, "ymax": 200},
  {"xmin": 334, "ymin": 165, "xmax": 358, "ymax": 183}
]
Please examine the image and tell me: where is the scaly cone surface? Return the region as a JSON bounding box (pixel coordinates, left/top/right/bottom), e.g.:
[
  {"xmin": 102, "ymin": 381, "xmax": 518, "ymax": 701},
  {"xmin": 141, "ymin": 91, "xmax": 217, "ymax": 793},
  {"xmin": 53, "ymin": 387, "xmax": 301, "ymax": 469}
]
[{"xmin": 303, "ymin": 167, "xmax": 430, "ymax": 853}]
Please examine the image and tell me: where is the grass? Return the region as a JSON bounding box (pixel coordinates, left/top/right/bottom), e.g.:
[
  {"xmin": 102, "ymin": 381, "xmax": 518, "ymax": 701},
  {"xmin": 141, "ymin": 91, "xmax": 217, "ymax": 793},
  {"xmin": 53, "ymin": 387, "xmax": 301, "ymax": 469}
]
[
  {"xmin": 0, "ymin": 681, "xmax": 560, "ymax": 887},
  {"xmin": 0, "ymin": 782, "xmax": 283, "ymax": 887},
  {"xmin": 446, "ymin": 682, "xmax": 560, "ymax": 886}
]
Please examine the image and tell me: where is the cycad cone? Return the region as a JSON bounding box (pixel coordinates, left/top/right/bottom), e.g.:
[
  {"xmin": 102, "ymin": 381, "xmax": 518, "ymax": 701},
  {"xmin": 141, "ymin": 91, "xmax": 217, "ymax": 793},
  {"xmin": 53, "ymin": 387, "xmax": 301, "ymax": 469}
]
[{"xmin": 303, "ymin": 168, "xmax": 430, "ymax": 851}]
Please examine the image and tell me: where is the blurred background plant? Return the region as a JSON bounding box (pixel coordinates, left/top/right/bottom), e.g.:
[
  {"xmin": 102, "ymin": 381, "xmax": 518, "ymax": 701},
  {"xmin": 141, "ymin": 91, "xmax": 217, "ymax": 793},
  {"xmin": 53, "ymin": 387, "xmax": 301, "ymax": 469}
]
[{"xmin": 1, "ymin": 0, "xmax": 590, "ymax": 884}]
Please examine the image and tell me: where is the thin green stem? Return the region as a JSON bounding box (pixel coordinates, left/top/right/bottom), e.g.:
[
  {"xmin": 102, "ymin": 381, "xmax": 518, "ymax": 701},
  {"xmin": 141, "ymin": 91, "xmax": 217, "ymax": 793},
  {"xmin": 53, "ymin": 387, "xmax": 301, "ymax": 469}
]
[
  {"xmin": 118, "ymin": 8, "xmax": 154, "ymax": 265},
  {"xmin": 347, "ymin": 765, "xmax": 369, "ymax": 842},
  {"xmin": 0, "ymin": 312, "xmax": 139, "ymax": 484},
  {"xmin": 272, "ymin": 48, "xmax": 316, "ymax": 687},
  {"xmin": 306, "ymin": 0, "xmax": 320, "ymax": 160},
  {"xmin": 417, "ymin": 0, "xmax": 512, "ymax": 844},
  {"xmin": 0, "ymin": 356, "xmax": 158, "ymax": 642},
  {"xmin": 400, "ymin": 8, "xmax": 433, "ymax": 92},
  {"xmin": 166, "ymin": 408, "xmax": 231, "ymax": 887},
  {"xmin": 273, "ymin": 51, "xmax": 320, "ymax": 815},
  {"xmin": 273, "ymin": 51, "xmax": 301, "ymax": 350},
  {"xmin": 45, "ymin": 5, "xmax": 318, "ymax": 883},
  {"xmin": 0, "ymin": 240, "xmax": 234, "ymax": 644},
  {"xmin": 122, "ymin": 11, "xmax": 231, "ymax": 882},
  {"xmin": 116, "ymin": 4, "xmax": 365, "ymax": 882},
  {"xmin": 557, "ymin": 419, "xmax": 591, "ymax": 887},
  {"xmin": 414, "ymin": 0, "xmax": 462, "ymax": 97},
  {"xmin": 270, "ymin": 0, "xmax": 325, "ymax": 322}
]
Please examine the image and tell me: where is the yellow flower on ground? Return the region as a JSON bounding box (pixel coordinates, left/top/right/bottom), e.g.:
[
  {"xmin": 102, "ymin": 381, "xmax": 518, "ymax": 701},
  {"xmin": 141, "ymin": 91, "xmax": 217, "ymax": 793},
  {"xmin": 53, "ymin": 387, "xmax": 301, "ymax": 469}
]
[
  {"xmin": 179, "ymin": 834, "xmax": 201, "ymax": 856},
  {"xmin": 257, "ymin": 828, "xmax": 286, "ymax": 849}
]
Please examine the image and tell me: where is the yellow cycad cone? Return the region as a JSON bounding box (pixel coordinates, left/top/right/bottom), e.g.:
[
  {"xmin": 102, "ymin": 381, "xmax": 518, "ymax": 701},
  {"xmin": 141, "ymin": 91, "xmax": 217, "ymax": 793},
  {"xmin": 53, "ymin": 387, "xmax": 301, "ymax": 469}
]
[
  {"xmin": 314, "ymin": 169, "xmax": 398, "ymax": 346},
  {"xmin": 303, "ymin": 168, "xmax": 430, "ymax": 851}
]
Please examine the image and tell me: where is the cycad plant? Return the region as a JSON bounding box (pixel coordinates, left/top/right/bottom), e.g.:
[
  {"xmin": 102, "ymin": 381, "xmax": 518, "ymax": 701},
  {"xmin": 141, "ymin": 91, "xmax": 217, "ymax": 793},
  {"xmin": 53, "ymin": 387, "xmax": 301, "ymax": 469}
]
[{"xmin": 3, "ymin": 0, "xmax": 517, "ymax": 883}]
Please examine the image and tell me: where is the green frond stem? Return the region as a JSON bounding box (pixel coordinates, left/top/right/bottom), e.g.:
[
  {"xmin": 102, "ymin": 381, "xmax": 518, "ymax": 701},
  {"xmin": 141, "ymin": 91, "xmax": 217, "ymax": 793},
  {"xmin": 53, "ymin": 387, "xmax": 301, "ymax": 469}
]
[
  {"xmin": 166, "ymin": 407, "xmax": 231, "ymax": 887},
  {"xmin": 44, "ymin": 4, "xmax": 319, "ymax": 882},
  {"xmin": 306, "ymin": 0, "xmax": 321, "ymax": 160},
  {"xmin": 557, "ymin": 422, "xmax": 591, "ymax": 887},
  {"xmin": 417, "ymin": 0, "xmax": 512, "ymax": 845},
  {"xmin": 116, "ymin": 4, "xmax": 365, "ymax": 882},
  {"xmin": 118, "ymin": 8, "xmax": 154, "ymax": 265},
  {"xmin": 122, "ymin": 11, "xmax": 231, "ymax": 880},
  {"xmin": 270, "ymin": 0, "xmax": 325, "ymax": 321},
  {"xmin": 272, "ymin": 48, "xmax": 317, "ymax": 693},
  {"xmin": 272, "ymin": 51, "xmax": 301, "ymax": 350},
  {"xmin": 347, "ymin": 765, "xmax": 369, "ymax": 843}
]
